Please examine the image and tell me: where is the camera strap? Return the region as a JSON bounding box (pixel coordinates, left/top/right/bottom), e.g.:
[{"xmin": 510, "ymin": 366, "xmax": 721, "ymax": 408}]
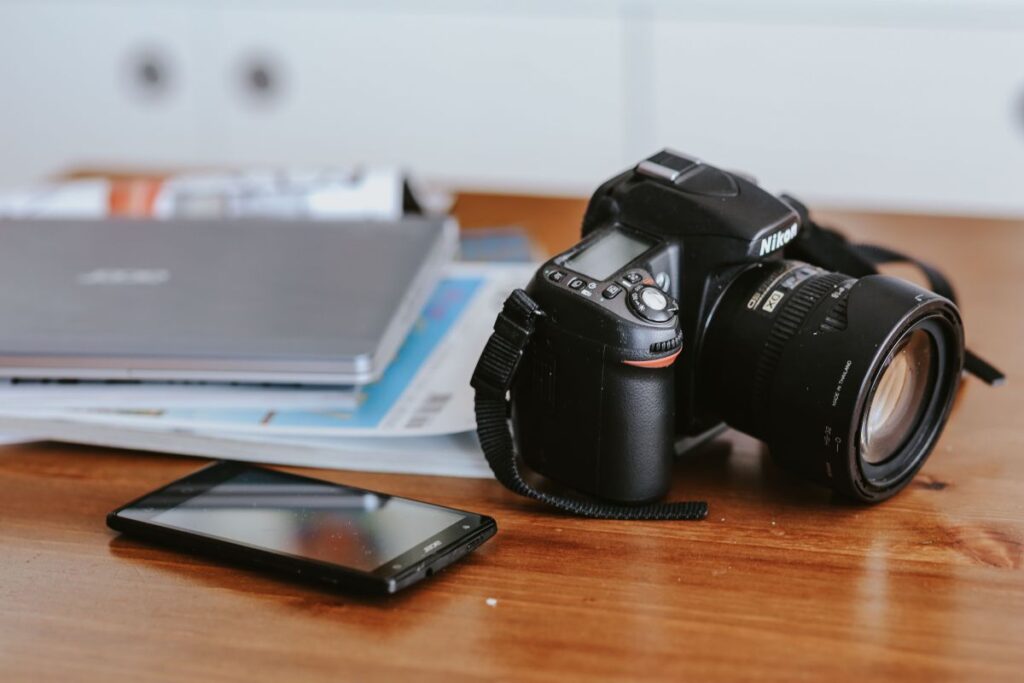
[
  {"xmin": 782, "ymin": 195, "xmax": 1005, "ymax": 387},
  {"xmin": 471, "ymin": 289, "xmax": 709, "ymax": 520}
]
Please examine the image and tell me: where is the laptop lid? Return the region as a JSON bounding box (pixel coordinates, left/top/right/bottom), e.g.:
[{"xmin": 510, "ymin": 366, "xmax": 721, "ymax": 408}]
[{"xmin": 0, "ymin": 217, "xmax": 455, "ymax": 384}]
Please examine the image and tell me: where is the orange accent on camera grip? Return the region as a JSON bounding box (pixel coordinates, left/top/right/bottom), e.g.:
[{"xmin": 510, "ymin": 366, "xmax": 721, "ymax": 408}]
[{"xmin": 622, "ymin": 349, "xmax": 681, "ymax": 369}]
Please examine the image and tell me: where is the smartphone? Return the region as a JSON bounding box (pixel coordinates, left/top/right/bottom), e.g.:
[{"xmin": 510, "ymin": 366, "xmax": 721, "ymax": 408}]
[{"xmin": 107, "ymin": 461, "xmax": 497, "ymax": 595}]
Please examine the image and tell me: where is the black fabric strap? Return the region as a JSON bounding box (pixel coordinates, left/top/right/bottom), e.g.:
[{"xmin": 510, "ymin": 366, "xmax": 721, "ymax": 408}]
[
  {"xmin": 470, "ymin": 289, "xmax": 708, "ymax": 521},
  {"xmin": 782, "ymin": 195, "xmax": 1005, "ymax": 387}
]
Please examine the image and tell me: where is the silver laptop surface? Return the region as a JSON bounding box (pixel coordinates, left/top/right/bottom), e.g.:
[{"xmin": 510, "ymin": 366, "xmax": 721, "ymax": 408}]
[{"xmin": 0, "ymin": 217, "xmax": 455, "ymax": 384}]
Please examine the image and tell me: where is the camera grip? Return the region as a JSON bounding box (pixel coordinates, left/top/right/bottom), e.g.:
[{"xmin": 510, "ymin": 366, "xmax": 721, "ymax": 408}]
[
  {"xmin": 473, "ymin": 288, "xmax": 706, "ymax": 520},
  {"xmin": 512, "ymin": 323, "xmax": 678, "ymax": 503}
]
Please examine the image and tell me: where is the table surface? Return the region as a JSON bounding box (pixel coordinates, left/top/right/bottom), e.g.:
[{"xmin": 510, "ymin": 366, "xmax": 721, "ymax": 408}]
[{"xmin": 2, "ymin": 193, "xmax": 1022, "ymax": 682}]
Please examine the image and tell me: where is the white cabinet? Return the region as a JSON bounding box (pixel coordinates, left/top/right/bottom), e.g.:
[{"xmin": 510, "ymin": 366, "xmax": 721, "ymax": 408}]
[
  {"xmin": 0, "ymin": 1, "xmax": 1022, "ymax": 214},
  {"xmin": 0, "ymin": 1, "xmax": 212, "ymax": 182},
  {"xmin": 647, "ymin": 20, "xmax": 1024, "ymax": 214},
  {"xmin": 204, "ymin": 6, "xmax": 628, "ymax": 191}
]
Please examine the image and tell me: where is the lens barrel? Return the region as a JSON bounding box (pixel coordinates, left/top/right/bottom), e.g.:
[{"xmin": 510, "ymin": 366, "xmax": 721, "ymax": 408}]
[{"xmin": 703, "ymin": 261, "xmax": 964, "ymax": 502}]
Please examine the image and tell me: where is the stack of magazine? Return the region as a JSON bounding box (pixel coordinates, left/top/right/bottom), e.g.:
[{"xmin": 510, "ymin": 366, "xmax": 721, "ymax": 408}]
[{"xmin": 0, "ymin": 168, "xmax": 538, "ymax": 478}]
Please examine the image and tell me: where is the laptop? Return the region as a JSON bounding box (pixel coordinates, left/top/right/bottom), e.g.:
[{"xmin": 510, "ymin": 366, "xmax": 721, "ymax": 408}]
[{"xmin": 0, "ymin": 216, "xmax": 455, "ymax": 385}]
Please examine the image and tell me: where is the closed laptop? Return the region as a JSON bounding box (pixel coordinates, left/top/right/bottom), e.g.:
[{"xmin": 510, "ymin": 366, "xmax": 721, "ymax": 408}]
[{"xmin": 0, "ymin": 217, "xmax": 455, "ymax": 384}]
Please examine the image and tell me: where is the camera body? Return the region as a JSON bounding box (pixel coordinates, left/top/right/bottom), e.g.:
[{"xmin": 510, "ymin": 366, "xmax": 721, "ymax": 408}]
[{"xmin": 511, "ymin": 150, "xmax": 964, "ymax": 504}]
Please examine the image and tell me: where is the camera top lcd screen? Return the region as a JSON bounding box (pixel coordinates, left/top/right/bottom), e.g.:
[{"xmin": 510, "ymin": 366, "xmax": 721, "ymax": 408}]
[
  {"xmin": 563, "ymin": 229, "xmax": 654, "ymax": 281},
  {"xmin": 120, "ymin": 467, "xmax": 468, "ymax": 572}
]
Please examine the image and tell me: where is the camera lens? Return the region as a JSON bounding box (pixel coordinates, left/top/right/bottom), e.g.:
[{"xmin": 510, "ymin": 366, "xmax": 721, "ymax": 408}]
[
  {"xmin": 702, "ymin": 261, "xmax": 964, "ymax": 502},
  {"xmin": 860, "ymin": 328, "xmax": 933, "ymax": 465}
]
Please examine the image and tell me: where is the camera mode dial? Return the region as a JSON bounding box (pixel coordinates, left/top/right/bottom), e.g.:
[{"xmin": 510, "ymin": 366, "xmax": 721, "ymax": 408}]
[{"xmin": 628, "ymin": 285, "xmax": 676, "ymax": 323}]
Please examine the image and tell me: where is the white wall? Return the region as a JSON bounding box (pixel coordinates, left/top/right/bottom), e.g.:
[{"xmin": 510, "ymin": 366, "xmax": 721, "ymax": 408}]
[{"xmin": 1, "ymin": 0, "xmax": 1023, "ymax": 215}]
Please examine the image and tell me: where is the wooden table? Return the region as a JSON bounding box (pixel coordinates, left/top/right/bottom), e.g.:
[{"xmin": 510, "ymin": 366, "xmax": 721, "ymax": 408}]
[{"xmin": 2, "ymin": 194, "xmax": 1022, "ymax": 682}]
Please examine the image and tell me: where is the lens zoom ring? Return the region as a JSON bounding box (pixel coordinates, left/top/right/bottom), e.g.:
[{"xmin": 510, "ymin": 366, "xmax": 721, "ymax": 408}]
[
  {"xmin": 820, "ymin": 283, "xmax": 854, "ymax": 332},
  {"xmin": 750, "ymin": 272, "xmax": 850, "ymax": 425}
]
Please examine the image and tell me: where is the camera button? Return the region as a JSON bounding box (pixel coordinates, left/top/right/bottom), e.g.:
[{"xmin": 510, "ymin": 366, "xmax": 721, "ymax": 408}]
[
  {"xmin": 623, "ymin": 271, "xmax": 643, "ymax": 285},
  {"xmin": 547, "ymin": 270, "xmax": 567, "ymax": 283},
  {"xmin": 629, "ymin": 285, "xmax": 675, "ymax": 323},
  {"xmin": 641, "ymin": 288, "xmax": 668, "ymax": 311},
  {"xmin": 568, "ymin": 277, "xmax": 587, "ymax": 290},
  {"xmin": 602, "ymin": 284, "xmax": 623, "ymax": 299}
]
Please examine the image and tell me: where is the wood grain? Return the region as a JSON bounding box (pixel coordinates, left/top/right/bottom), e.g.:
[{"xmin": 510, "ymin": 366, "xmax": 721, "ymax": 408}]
[{"xmin": 1, "ymin": 194, "xmax": 1022, "ymax": 682}]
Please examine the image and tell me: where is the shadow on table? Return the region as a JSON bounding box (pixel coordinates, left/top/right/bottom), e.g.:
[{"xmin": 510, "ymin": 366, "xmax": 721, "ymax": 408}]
[
  {"xmin": 105, "ymin": 533, "xmax": 465, "ymax": 613},
  {"xmin": 669, "ymin": 432, "xmax": 838, "ymax": 511},
  {"xmin": 490, "ymin": 429, "xmax": 869, "ymax": 519}
]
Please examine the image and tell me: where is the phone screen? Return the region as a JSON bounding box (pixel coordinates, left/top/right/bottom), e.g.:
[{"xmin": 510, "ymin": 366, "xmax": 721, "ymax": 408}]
[{"xmin": 119, "ymin": 466, "xmax": 472, "ymax": 573}]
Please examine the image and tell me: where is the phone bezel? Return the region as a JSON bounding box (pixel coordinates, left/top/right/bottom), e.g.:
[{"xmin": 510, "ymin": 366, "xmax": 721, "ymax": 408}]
[{"xmin": 107, "ymin": 461, "xmax": 497, "ymax": 594}]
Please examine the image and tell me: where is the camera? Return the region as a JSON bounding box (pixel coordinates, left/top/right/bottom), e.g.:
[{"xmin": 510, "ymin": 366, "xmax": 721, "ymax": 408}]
[{"xmin": 473, "ymin": 150, "xmax": 988, "ymax": 514}]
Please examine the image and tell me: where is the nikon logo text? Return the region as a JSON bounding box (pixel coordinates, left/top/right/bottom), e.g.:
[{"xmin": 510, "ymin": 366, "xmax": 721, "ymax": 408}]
[
  {"xmin": 758, "ymin": 223, "xmax": 798, "ymax": 256},
  {"xmin": 78, "ymin": 269, "xmax": 170, "ymax": 286}
]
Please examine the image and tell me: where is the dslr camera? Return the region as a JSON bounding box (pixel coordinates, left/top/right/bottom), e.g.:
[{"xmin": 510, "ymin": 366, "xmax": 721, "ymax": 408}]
[{"xmin": 473, "ymin": 150, "xmax": 997, "ymax": 517}]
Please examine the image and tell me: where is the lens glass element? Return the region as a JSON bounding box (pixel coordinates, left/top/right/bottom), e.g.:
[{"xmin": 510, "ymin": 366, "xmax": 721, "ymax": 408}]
[{"xmin": 860, "ymin": 329, "xmax": 934, "ymax": 465}]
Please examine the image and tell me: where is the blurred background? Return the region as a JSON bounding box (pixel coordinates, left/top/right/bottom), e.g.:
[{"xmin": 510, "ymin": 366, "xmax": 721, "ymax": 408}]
[{"xmin": 1, "ymin": 0, "xmax": 1023, "ymax": 215}]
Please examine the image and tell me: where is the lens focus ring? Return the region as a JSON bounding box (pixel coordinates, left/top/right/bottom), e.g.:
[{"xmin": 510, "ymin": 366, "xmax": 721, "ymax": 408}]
[{"xmin": 750, "ymin": 271, "xmax": 851, "ymax": 432}]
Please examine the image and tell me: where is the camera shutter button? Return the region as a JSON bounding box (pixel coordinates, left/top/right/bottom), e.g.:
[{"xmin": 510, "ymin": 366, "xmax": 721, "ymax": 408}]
[
  {"xmin": 641, "ymin": 288, "xmax": 667, "ymax": 311},
  {"xmin": 629, "ymin": 285, "xmax": 675, "ymax": 323}
]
